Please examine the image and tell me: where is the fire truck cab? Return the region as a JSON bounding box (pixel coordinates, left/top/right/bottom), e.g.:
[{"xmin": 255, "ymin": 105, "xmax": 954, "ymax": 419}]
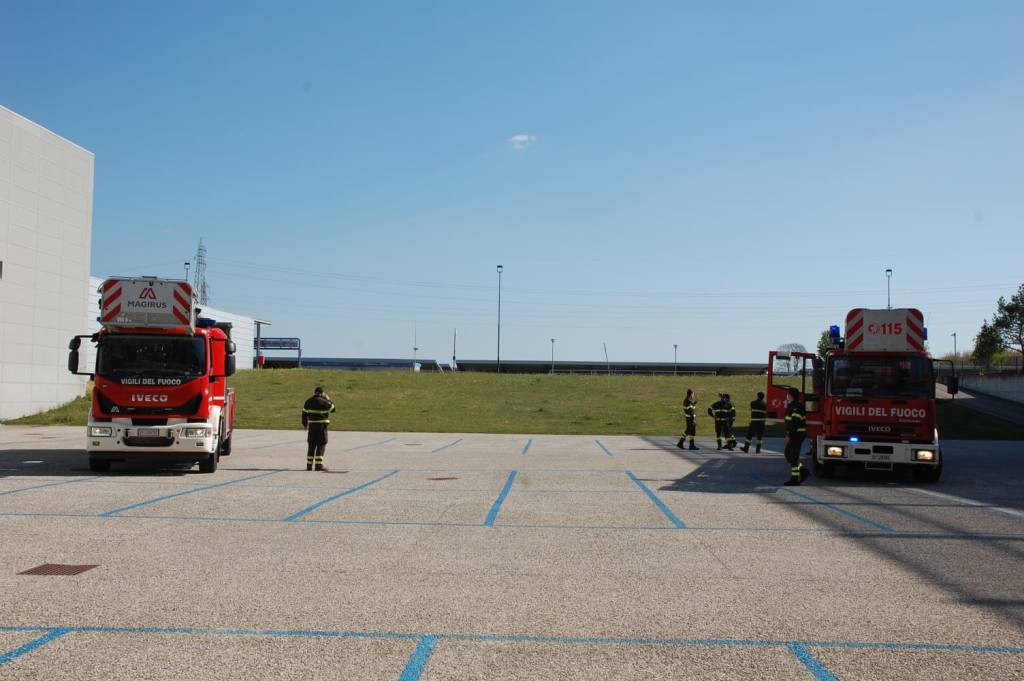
[{"xmin": 766, "ymin": 308, "xmax": 954, "ymax": 482}]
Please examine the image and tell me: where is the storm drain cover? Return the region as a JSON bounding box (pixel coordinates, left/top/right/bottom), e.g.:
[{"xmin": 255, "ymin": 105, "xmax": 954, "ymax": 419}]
[
  {"xmin": 19, "ymin": 564, "xmax": 97, "ymax": 576},
  {"xmin": 427, "ymin": 477, "xmax": 459, "ymax": 481}
]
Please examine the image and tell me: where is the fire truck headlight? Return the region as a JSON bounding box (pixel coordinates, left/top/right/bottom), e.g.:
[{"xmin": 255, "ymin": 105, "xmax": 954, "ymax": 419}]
[
  {"xmin": 89, "ymin": 426, "xmax": 113, "ymax": 437},
  {"xmin": 914, "ymin": 450, "xmax": 936, "ymax": 462},
  {"xmin": 183, "ymin": 427, "xmax": 211, "ymax": 439},
  {"xmin": 826, "ymin": 446, "xmax": 845, "ymax": 458}
]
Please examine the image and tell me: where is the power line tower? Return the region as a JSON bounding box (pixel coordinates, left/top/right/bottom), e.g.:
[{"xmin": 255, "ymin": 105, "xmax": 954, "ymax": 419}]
[{"xmin": 191, "ymin": 238, "xmax": 209, "ymax": 305}]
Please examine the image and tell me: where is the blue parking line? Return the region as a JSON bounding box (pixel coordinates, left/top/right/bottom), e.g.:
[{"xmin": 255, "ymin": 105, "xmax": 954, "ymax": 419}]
[
  {"xmin": 344, "ymin": 437, "xmax": 397, "ymax": 452},
  {"xmin": 594, "ymin": 440, "xmax": 613, "ymax": 456},
  {"xmin": 4, "ymin": 624, "xmax": 1024, "ymax": 657},
  {"xmin": 100, "ymin": 470, "xmax": 286, "ymax": 516},
  {"xmin": 0, "ymin": 627, "xmax": 70, "ymax": 666},
  {"xmin": 431, "ymin": 438, "xmax": 463, "ymax": 454},
  {"xmin": 284, "ymin": 470, "xmax": 399, "ymax": 521},
  {"xmin": 483, "ymin": 471, "xmax": 518, "ymax": 527},
  {"xmin": 522, "ymin": 439, "xmax": 532, "ymax": 455},
  {"xmin": 752, "ymin": 476, "xmax": 894, "ymax": 533},
  {"xmin": 626, "ymin": 470, "xmax": 686, "ymax": 529},
  {"xmin": 0, "ymin": 477, "xmax": 101, "ymax": 497},
  {"xmin": 788, "ymin": 643, "xmax": 839, "ymax": 680},
  {"xmin": 398, "ymin": 635, "xmax": 439, "ymax": 681}
]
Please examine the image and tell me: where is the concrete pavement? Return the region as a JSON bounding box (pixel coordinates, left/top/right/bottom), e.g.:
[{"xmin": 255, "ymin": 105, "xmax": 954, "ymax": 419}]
[{"xmin": 1, "ymin": 426, "xmax": 1023, "ymax": 679}]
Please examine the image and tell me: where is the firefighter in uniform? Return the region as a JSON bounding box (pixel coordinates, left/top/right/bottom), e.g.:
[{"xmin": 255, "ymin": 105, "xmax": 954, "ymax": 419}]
[
  {"xmin": 741, "ymin": 391, "xmax": 767, "ymax": 453},
  {"xmin": 677, "ymin": 389, "xmax": 699, "ymax": 450},
  {"xmin": 783, "ymin": 387, "xmax": 810, "ymax": 486},
  {"xmin": 708, "ymin": 394, "xmax": 731, "ymax": 450},
  {"xmin": 722, "ymin": 394, "xmax": 737, "ymax": 450},
  {"xmin": 302, "ymin": 386, "xmax": 337, "ymax": 471}
]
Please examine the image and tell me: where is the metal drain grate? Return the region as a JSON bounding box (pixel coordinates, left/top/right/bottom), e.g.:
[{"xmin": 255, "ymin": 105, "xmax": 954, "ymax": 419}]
[
  {"xmin": 19, "ymin": 564, "xmax": 98, "ymax": 576},
  {"xmin": 427, "ymin": 477, "xmax": 459, "ymax": 481}
]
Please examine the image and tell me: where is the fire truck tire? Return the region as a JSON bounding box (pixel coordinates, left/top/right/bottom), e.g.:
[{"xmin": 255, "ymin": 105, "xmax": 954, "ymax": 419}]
[
  {"xmin": 88, "ymin": 457, "xmax": 111, "ymax": 473},
  {"xmin": 812, "ymin": 456, "xmax": 835, "ymax": 479},
  {"xmin": 220, "ymin": 435, "xmax": 232, "ymax": 456},
  {"xmin": 914, "ymin": 461, "xmax": 942, "ymax": 483},
  {"xmin": 198, "ymin": 425, "xmax": 223, "ymax": 474}
]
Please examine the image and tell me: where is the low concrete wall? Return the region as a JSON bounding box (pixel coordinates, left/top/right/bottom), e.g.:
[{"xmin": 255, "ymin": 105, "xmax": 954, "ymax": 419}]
[{"xmin": 962, "ymin": 375, "xmax": 1024, "ymax": 405}]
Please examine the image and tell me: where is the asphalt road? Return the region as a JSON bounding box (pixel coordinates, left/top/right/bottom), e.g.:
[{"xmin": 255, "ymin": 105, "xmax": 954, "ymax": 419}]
[{"xmin": 1, "ymin": 426, "xmax": 1022, "ymax": 680}]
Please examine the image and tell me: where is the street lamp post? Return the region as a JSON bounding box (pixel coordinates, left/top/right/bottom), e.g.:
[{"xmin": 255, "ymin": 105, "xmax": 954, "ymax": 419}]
[
  {"xmin": 673, "ymin": 344, "xmax": 678, "ymax": 376},
  {"xmin": 550, "ymin": 338, "xmax": 555, "ymax": 375},
  {"xmin": 885, "ymin": 268, "xmax": 893, "ymax": 309},
  {"xmin": 951, "ymin": 331, "xmax": 957, "ymax": 401},
  {"xmin": 496, "ymin": 265, "xmax": 503, "ymax": 374}
]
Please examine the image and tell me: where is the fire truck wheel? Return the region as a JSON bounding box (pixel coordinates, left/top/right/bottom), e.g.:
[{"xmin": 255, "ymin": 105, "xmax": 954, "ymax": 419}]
[
  {"xmin": 198, "ymin": 430, "xmax": 222, "ymax": 474},
  {"xmin": 220, "ymin": 436, "xmax": 232, "ymax": 456},
  {"xmin": 88, "ymin": 457, "xmax": 111, "ymax": 473},
  {"xmin": 812, "ymin": 456, "xmax": 835, "ymax": 479}
]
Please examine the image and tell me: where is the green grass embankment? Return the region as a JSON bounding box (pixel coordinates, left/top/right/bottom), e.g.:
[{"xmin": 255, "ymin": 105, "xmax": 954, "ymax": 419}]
[{"xmin": 6, "ymin": 370, "xmax": 1023, "ymax": 438}]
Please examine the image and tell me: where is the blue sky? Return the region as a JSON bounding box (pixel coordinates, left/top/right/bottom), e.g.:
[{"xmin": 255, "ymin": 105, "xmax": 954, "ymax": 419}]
[{"xmin": 4, "ymin": 1, "xmax": 1021, "ymax": 362}]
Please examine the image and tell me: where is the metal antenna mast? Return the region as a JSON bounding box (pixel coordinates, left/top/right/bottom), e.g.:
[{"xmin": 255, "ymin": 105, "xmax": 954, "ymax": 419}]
[{"xmin": 192, "ymin": 239, "xmax": 209, "ymax": 305}]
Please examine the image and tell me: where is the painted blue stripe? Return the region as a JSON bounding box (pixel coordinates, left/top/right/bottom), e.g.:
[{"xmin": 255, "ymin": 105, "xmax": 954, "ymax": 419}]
[
  {"xmin": 0, "ymin": 477, "xmax": 100, "ymax": 497},
  {"xmin": 0, "ymin": 628, "xmax": 70, "ymax": 665},
  {"xmin": 626, "ymin": 470, "xmax": 686, "ymax": 529},
  {"xmin": 344, "ymin": 437, "xmax": 396, "ymax": 452},
  {"xmin": 4, "ymin": 625, "xmax": 1024, "ymax": 655},
  {"xmin": 752, "ymin": 476, "xmax": 894, "ymax": 533},
  {"xmin": 522, "ymin": 439, "xmax": 532, "ymax": 455},
  {"xmin": 284, "ymin": 469, "xmax": 399, "ymax": 521},
  {"xmin": 594, "ymin": 439, "xmax": 613, "ymax": 456},
  {"xmin": 398, "ymin": 635, "xmax": 439, "ymax": 681},
  {"xmin": 788, "ymin": 643, "xmax": 839, "ymax": 680},
  {"xmin": 483, "ymin": 471, "xmax": 518, "ymax": 527},
  {"xmin": 100, "ymin": 470, "xmax": 286, "ymax": 516},
  {"xmin": 431, "ymin": 438, "xmax": 463, "ymax": 454}
]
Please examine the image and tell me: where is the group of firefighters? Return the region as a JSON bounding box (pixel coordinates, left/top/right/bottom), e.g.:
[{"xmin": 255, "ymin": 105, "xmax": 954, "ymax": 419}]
[
  {"xmin": 677, "ymin": 387, "xmax": 808, "ymax": 486},
  {"xmin": 301, "ymin": 384, "xmax": 810, "ymax": 486}
]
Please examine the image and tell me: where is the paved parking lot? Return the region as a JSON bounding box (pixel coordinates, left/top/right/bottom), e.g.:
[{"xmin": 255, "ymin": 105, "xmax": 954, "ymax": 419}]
[{"xmin": 1, "ymin": 426, "xmax": 1023, "ymax": 679}]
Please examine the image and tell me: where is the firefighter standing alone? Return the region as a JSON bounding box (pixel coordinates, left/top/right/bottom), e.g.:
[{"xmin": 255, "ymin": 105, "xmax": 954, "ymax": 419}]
[
  {"xmin": 302, "ymin": 386, "xmax": 337, "ymax": 471},
  {"xmin": 677, "ymin": 389, "xmax": 699, "ymax": 450},
  {"xmin": 783, "ymin": 387, "xmax": 810, "ymax": 485}
]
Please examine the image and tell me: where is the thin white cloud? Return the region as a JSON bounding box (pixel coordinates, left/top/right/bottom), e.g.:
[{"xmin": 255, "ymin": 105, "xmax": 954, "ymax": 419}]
[{"xmin": 507, "ymin": 134, "xmax": 537, "ymax": 151}]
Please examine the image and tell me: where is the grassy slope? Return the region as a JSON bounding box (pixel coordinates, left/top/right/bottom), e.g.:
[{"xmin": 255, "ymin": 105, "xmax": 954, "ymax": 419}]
[{"xmin": 7, "ymin": 370, "xmax": 1023, "ymax": 439}]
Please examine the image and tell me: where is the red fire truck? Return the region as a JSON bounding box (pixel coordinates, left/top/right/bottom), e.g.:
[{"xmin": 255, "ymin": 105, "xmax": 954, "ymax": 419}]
[
  {"xmin": 68, "ymin": 277, "xmax": 237, "ymax": 473},
  {"xmin": 766, "ymin": 308, "xmax": 956, "ymax": 482}
]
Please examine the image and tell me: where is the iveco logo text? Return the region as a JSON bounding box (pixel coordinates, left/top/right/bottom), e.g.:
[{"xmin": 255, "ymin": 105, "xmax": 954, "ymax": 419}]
[
  {"xmin": 835, "ymin": 406, "xmax": 926, "ymax": 418},
  {"xmin": 131, "ymin": 394, "xmax": 169, "ymax": 403}
]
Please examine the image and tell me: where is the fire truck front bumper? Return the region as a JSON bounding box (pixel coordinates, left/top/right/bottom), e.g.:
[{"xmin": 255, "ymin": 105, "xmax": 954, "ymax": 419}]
[
  {"xmin": 86, "ymin": 422, "xmax": 217, "ymax": 461},
  {"xmin": 817, "ymin": 439, "xmax": 939, "ymax": 468}
]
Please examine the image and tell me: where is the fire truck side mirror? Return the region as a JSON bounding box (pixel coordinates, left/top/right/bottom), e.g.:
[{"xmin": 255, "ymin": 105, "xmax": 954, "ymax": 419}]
[
  {"xmin": 68, "ymin": 348, "xmax": 80, "ymax": 373},
  {"xmin": 224, "ymin": 354, "xmax": 237, "ymax": 377},
  {"xmin": 947, "ymin": 376, "xmax": 959, "ymax": 395}
]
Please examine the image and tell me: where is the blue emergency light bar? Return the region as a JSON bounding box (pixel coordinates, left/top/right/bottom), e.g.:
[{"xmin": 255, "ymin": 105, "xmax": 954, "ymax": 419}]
[
  {"xmin": 849, "ymin": 437, "xmax": 860, "ymax": 443},
  {"xmin": 829, "ymin": 325, "xmax": 841, "ymax": 338}
]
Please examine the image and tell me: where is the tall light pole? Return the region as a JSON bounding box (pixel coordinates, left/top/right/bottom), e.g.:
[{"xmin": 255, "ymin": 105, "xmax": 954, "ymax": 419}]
[
  {"xmin": 885, "ymin": 268, "xmax": 893, "ymax": 309},
  {"xmin": 496, "ymin": 265, "xmax": 503, "ymax": 374},
  {"xmin": 673, "ymin": 344, "xmax": 678, "ymax": 376},
  {"xmin": 550, "ymin": 338, "xmax": 555, "ymax": 375},
  {"xmin": 184, "ymin": 262, "xmax": 190, "ymax": 281},
  {"xmin": 951, "ymin": 331, "xmax": 957, "ymax": 401}
]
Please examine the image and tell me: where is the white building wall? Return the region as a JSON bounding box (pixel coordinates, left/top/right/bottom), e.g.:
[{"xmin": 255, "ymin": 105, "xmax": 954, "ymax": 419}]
[{"xmin": 0, "ymin": 106, "xmax": 93, "ymax": 421}]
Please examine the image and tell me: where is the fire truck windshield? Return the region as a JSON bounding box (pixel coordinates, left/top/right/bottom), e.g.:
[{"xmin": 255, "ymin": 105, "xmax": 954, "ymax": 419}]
[
  {"xmin": 828, "ymin": 355, "xmax": 934, "ymax": 399},
  {"xmin": 97, "ymin": 335, "xmax": 206, "ymax": 379}
]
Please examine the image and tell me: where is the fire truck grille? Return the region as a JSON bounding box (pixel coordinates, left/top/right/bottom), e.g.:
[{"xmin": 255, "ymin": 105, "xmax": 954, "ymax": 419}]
[
  {"xmin": 19, "ymin": 564, "xmax": 98, "ymax": 576},
  {"xmin": 124, "ymin": 435, "xmax": 176, "ymax": 448}
]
